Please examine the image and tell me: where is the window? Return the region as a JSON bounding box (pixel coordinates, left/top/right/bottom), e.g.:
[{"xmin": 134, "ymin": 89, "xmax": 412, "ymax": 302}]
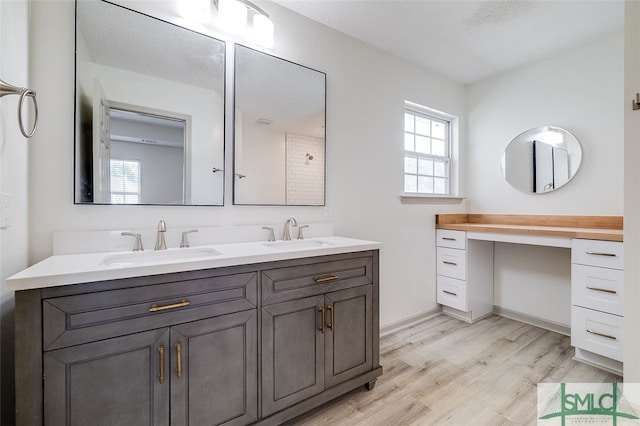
[
  {"xmin": 403, "ymin": 107, "xmax": 451, "ymax": 195},
  {"xmin": 110, "ymin": 159, "xmax": 141, "ymax": 204}
]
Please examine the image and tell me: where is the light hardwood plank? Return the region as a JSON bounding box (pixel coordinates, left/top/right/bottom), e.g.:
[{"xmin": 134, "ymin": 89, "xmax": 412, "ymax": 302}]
[{"xmin": 286, "ymin": 314, "xmax": 621, "ymax": 425}]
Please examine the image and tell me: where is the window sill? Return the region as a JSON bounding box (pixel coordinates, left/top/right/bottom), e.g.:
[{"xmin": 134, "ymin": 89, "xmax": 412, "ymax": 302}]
[{"xmin": 399, "ymin": 195, "xmax": 465, "ymax": 205}]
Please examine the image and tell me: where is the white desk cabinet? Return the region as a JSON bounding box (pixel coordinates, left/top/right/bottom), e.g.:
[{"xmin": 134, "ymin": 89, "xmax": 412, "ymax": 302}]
[
  {"xmin": 571, "ymin": 239, "xmax": 624, "ymax": 374},
  {"xmin": 436, "ymin": 230, "xmax": 493, "ymax": 323}
]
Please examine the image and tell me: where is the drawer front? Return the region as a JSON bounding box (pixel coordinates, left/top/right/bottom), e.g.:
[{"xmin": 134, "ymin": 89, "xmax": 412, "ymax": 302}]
[
  {"xmin": 436, "ymin": 247, "xmax": 466, "ymax": 280},
  {"xmin": 436, "ymin": 275, "xmax": 468, "ymax": 312},
  {"xmin": 571, "ymin": 306, "xmax": 623, "ymax": 362},
  {"xmin": 43, "ymin": 271, "xmax": 257, "ymax": 350},
  {"xmin": 572, "ymin": 264, "xmax": 624, "ymax": 316},
  {"xmin": 572, "ymin": 239, "xmax": 623, "ymax": 270},
  {"xmin": 436, "ymin": 229, "xmax": 466, "ymax": 250},
  {"xmin": 262, "ymin": 254, "xmax": 373, "ymax": 305}
]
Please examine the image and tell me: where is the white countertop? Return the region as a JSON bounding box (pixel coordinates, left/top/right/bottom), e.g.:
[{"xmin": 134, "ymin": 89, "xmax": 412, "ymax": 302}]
[{"xmin": 6, "ymin": 236, "xmax": 380, "ymax": 291}]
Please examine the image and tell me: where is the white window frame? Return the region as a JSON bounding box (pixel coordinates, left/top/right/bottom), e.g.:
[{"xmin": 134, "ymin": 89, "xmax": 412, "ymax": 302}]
[
  {"xmin": 110, "ymin": 158, "xmax": 141, "ymax": 204},
  {"xmin": 401, "ymin": 101, "xmax": 462, "ymax": 204}
]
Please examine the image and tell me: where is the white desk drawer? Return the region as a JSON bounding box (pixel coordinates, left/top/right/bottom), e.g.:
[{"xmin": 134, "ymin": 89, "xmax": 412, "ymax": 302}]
[
  {"xmin": 436, "ymin": 230, "xmax": 466, "ymax": 250},
  {"xmin": 572, "ymin": 239, "xmax": 623, "ymax": 270},
  {"xmin": 437, "ymin": 275, "xmax": 468, "ymax": 312},
  {"xmin": 571, "ymin": 306, "xmax": 623, "ymax": 362},
  {"xmin": 572, "ymin": 264, "xmax": 623, "ymax": 316},
  {"xmin": 436, "ymin": 247, "xmax": 466, "ymax": 280}
]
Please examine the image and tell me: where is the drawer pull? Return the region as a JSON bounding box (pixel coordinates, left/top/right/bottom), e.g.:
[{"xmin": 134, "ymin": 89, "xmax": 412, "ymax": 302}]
[
  {"xmin": 586, "ymin": 286, "xmax": 617, "ymax": 295},
  {"xmin": 176, "ymin": 342, "xmax": 183, "ymax": 379},
  {"xmin": 327, "ymin": 305, "xmax": 334, "ymax": 331},
  {"xmin": 315, "ymin": 275, "xmax": 339, "ymax": 283},
  {"xmin": 442, "ymin": 237, "xmax": 456, "ymax": 241},
  {"xmin": 442, "ymin": 261, "xmax": 458, "ymax": 266},
  {"xmin": 318, "ymin": 308, "xmax": 325, "ymax": 334},
  {"xmin": 149, "ymin": 300, "xmax": 190, "ymax": 313},
  {"xmin": 587, "ymin": 329, "xmax": 617, "ymax": 341},
  {"xmin": 443, "ymin": 290, "xmax": 457, "ymax": 296},
  {"xmin": 158, "ymin": 345, "xmax": 165, "ymax": 384},
  {"xmin": 586, "ymin": 251, "xmax": 617, "ymax": 257}
]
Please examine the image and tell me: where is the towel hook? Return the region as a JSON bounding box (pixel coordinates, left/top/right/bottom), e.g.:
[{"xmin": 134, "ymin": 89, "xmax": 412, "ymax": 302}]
[{"xmin": 0, "ymin": 78, "xmax": 38, "ymax": 138}]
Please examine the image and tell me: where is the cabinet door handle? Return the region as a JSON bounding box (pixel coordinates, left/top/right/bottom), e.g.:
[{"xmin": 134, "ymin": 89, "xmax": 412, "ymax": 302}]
[
  {"xmin": 442, "ymin": 261, "xmax": 457, "ymax": 266},
  {"xmin": 442, "ymin": 237, "xmax": 456, "ymax": 241},
  {"xmin": 443, "ymin": 290, "xmax": 457, "ymax": 296},
  {"xmin": 586, "ymin": 286, "xmax": 618, "ymax": 295},
  {"xmin": 315, "ymin": 275, "xmax": 339, "ymax": 283},
  {"xmin": 149, "ymin": 300, "xmax": 190, "ymax": 313},
  {"xmin": 327, "ymin": 305, "xmax": 334, "ymax": 331},
  {"xmin": 176, "ymin": 342, "xmax": 183, "ymax": 379},
  {"xmin": 587, "ymin": 329, "xmax": 617, "ymax": 340},
  {"xmin": 318, "ymin": 308, "xmax": 325, "ymax": 334},
  {"xmin": 158, "ymin": 345, "xmax": 165, "ymax": 384},
  {"xmin": 586, "ymin": 251, "xmax": 616, "ymax": 257}
]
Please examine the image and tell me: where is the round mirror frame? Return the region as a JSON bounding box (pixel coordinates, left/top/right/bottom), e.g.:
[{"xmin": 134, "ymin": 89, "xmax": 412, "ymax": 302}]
[{"xmin": 501, "ymin": 126, "xmax": 582, "ymax": 194}]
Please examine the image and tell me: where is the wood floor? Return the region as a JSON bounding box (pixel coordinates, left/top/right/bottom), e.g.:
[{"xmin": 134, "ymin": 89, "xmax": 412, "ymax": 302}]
[{"xmin": 287, "ymin": 314, "xmax": 621, "ymax": 425}]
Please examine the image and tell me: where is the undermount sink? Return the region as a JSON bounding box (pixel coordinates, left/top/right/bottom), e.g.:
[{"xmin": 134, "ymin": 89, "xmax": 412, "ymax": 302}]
[
  {"xmin": 102, "ymin": 247, "xmax": 222, "ymax": 266},
  {"xmin": 262, "ymin": 240, "xmax": 333, "ymax": 250}
]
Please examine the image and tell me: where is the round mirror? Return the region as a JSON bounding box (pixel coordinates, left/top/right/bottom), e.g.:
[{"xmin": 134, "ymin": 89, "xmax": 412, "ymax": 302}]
[{"xmin": 501, "ymin": 126, "xmax": 582, "ymax": 194}]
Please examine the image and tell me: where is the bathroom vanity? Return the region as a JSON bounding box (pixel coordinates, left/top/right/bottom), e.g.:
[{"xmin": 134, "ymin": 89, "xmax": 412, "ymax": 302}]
[
  {"xmin": 8, "ymin": 237, "xmax": 381, "ymax": 425},
  {"xmin": 436, "ymin": 214, "xmax": 624, "ymax": 374}
]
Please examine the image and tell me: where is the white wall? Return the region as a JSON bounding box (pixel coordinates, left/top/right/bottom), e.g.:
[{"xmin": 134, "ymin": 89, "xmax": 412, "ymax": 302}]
[
  {"xmin": 467, "ymin": 33, "xmax": 623, "ymax": 327},
  {"xmin": 0, "ymin": 2, "xmax": 30, "ymax": 424},
  {"xmin": 624, "ymin": 0, "xmax": 640, "ymax": 383},
  {"xmin": 28, "ymin": 1, "xmax": 467, "ymax": 330}
]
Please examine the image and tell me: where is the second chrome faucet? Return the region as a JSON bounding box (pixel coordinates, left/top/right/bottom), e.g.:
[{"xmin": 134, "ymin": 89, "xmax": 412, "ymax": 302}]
[{"xmin": 155, "ymin": 220, "xmax": 167, "ymax": 250}]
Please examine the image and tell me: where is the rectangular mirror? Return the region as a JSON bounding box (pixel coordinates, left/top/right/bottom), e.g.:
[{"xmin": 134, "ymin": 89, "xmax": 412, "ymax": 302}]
[
  {"xmin": 75, "ymin": 0, "xmax": 225, "ymax": 205},
  {"xmin": 233, "ymin": 45, "xmax": 326, "ymax": 205}
]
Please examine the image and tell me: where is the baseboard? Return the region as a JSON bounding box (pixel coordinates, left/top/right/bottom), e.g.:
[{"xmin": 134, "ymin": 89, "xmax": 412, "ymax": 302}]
[
  {"xmin": 380, "ymin": 307, "xmax": 442, "ymax": 336},
  {"xmin": 493, "ymin": 305, "xmax": 571, "ymax": 336}
]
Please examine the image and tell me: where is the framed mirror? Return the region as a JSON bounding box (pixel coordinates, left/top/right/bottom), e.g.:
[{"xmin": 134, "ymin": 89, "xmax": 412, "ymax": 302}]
[
  {"xmin": 233, "ymin": 45, "xmax": 326, "ymax": 205},
  {"xmin": 75, "ymin": 0, "xmax": 225, "ymax": 205},
  {"xmin": 501, "ymin": 126, "xmax": 582, "ymax": 194}
]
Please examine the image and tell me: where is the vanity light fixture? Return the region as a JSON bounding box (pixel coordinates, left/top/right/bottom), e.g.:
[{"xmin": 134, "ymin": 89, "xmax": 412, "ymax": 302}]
[{"xmin": 215, "ymin": 0, "xmax": 274, "ymax": 47}]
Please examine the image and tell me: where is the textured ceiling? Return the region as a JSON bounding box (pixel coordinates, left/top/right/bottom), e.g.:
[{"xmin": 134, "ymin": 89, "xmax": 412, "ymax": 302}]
[{"xmin": 272, "ymin": 0, "xmax": 625, "ymax": 85}]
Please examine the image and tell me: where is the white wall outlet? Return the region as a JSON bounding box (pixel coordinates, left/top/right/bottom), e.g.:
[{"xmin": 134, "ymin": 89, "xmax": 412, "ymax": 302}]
[
  {"xmin": 323, "ymin": 204, "xmax": 332, "ymax": 217},
  {"xmin": 0, "ymin": 192, "xmax": 10, "ymax": 229}
]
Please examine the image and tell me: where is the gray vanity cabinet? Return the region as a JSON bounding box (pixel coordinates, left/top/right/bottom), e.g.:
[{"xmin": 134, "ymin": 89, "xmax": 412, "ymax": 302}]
[
  {"xmin": 15, "ymin": 251, "xmax": 381, "ymax": 426},
  {"xmin": 260, "ymin": 255, "xmax": 376, "ymax": 418}
]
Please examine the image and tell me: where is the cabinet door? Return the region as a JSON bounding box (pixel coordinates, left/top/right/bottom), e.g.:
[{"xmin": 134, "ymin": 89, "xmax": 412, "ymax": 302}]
[
  {"xmin": 262, "ymin": 295, "xmax": 325, "ymax": 417},
  {"xmin": 43, "ymin": 328, "xmax": 170, "ymax": 426},
  {"xmin": 325, "ymin": 285, "xmax": 373, "ymax": 388},
  {"xmin": 170, "ymin": 310, "xmax": 258, "ymax": 426}
]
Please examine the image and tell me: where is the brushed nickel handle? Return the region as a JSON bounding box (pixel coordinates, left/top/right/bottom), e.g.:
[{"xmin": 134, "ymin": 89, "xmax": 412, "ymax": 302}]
[
  {"xmin": 586, "ymin": 251, "xmax": 616, "ymax": 257},
  {"xmin": 318, "ymin": 307, "xmax": 325, "ymax": 334},
  {"xmin": 149, "ymin": 300, "xmax": 190, "ymax": 313},
  {"xmin": 443, "ymin": 290, "xmax": 457, "ymax": 296},
  {"xmin": 315, "ymin": 275, "xmax": 338, "ymax": 283},
  {"xmin": 442, "ymin": 237, "xmax": 456, "ymax": 241},
  {"xmin": 442, "ymin": 261, "xmax": 457, "ymax": 266},
  {"xmin": 327, "ymin": 305, "xmax": 334, "ymax": 331},
  {"xmin": 586, "ymin": 286, "xmax": 618, "ymax": 295},
  {"xmin": 587, "ymin": 329, "xmax": 617, "ymax": 341},
  {"xmin": 176, "ymin": 342, "xmax": 183, "ymax": 379},
  {"xmin": 158, "ymin": 345, "xmax": 165, "ymax": 384}
]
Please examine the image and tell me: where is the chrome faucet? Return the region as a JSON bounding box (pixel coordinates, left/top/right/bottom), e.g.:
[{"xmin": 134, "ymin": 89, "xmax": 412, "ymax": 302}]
[
  {"xmin": 155, "ymin": 220, "xmax": 167, "ymax": 250},
  {"xmin": 121, "ymin": 232, "xmax": 143, "ymax": 251},
  {"xmin": 283, "ymin": 217, "xmax": 298, "ymax": 240}
]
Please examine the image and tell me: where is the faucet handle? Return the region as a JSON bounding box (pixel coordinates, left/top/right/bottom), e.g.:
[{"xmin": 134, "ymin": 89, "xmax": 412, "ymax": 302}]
[
  {"xmin": 262, "ymin": 226, "xmax": 276, "ymax": 242},
  {"xmin": 121, "ymin": 232, "xmax": 144, "ymax": 251},
  {"xmin": 297, "ymin": 225, "xmax": 309, "ymax": 240},
  {"xmin": 180, "ymin": 229, "xmax": 198, "ymax": 248}
]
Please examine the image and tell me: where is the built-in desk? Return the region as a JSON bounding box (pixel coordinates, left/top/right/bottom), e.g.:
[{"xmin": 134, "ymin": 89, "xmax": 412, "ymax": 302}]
[{"xmin": 435, "ymin": 214, "xmax": 624, "ymax": 375}]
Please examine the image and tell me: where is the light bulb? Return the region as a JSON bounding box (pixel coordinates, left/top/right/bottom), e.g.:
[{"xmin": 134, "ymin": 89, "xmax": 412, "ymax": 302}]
[
  {"xmin": 250, "ymin": 13, "xmax": 274, "ymax": 48},
  {"xmin": 218, "ymin": 0, "xmax": 248, "ymax": 31}
]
